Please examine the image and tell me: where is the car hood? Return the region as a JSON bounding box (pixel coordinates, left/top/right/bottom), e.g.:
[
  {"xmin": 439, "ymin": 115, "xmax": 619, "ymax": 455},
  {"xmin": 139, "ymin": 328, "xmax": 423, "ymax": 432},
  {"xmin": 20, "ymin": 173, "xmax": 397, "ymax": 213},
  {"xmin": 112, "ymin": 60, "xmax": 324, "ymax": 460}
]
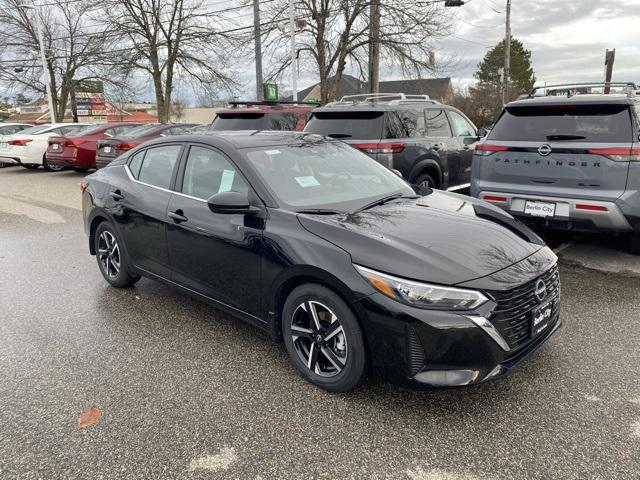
[{"xmin": 297, "ymin": 190, "xmax": 544, "ymax": 286}]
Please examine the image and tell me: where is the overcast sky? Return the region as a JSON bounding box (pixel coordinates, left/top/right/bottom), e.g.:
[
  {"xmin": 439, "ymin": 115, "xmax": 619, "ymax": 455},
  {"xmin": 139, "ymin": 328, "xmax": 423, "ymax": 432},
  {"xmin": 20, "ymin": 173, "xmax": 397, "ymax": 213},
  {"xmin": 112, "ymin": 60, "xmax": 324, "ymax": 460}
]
[{"xmin": 415, "ymin": 0, "xmax": 640, "ymax": 90}]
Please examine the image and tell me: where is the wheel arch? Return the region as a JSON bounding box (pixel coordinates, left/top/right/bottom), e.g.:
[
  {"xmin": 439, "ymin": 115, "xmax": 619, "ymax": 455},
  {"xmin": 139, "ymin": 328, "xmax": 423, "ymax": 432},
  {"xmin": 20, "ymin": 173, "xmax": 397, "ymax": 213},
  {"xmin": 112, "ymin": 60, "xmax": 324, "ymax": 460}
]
[
  {"xmin": 88, "ymin": 214, "xmax": 109, "ymax": 255},
  {"xmin": 409, "ymin": 156, "xmax": 443, "ymax": 188}
]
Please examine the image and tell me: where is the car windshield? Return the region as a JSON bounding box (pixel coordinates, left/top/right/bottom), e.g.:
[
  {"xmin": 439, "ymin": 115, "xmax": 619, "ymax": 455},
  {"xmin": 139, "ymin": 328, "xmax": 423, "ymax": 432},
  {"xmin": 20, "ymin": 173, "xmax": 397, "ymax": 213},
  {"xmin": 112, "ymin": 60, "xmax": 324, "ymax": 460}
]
[
  {"xmin": 212, "ymin": 112, "xmax": 298, "ymax": 131},
  {"xmin": 121, "ymin": 124, "xmax": 160, "ymax": 138},
  {"xmin": 489, "ymin": 104, "xmax": 633, "ymax": 142},
  {"xmin": 244, "ymin": 140, "xmax": 414, "ymax": 211},
  {"xmin": 18, "ymin": 125, "xmax": 51, "ymax": 135}
]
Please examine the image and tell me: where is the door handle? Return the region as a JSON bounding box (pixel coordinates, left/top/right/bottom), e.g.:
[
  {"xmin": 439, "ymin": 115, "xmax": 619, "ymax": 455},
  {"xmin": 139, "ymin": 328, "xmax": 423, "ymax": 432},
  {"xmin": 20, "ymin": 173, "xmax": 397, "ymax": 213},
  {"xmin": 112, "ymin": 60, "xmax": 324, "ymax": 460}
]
[
  {"xmin": 110, "ymin": 190, "xmax": 124, "ymax": 201},
  {"xmin": 168, "ymin": 210, "xmax": 188, "ymax": 223}
]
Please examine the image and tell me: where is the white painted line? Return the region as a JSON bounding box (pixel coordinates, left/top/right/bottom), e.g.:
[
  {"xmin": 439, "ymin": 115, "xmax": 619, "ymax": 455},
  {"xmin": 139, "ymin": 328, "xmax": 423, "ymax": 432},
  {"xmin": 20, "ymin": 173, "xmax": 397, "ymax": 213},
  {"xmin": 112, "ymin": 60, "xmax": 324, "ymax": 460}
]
[
  {"xmin": 188, "ymin": 447, "xmax": 237, "ymax": 472},
  {"xmin": 553, "ymin": 242, "xmax": 573, "ymax": 254}
]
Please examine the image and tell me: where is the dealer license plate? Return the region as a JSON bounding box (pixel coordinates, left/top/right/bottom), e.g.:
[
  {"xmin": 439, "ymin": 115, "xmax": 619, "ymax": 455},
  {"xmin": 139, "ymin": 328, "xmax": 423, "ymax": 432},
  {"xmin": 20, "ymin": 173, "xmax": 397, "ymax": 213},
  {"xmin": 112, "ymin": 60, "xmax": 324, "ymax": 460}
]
[
  {"xmin": 524, "ymin": 200, "xmax": 556, "ymax": 218},
  {"xmin": 103, "ymin": 146, "xmax": 112, "ymax": 153},
  {"xmin": 51, "ymin": 143, "xmax": 60, "ymax": 150},
  {"xmin": 531, "ymin": 299, "xmax": 555, "ymax": 337}
]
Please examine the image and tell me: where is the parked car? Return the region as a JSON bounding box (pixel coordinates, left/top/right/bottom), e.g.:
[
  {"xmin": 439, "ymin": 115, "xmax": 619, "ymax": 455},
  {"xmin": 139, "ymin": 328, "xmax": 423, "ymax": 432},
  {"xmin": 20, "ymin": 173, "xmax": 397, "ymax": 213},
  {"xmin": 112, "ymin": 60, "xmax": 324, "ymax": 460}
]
[
  {"xmin": 0, "ymin": 123, "xmax": 33, "ymax": 168},
  {"xmin": 94, "ymin": 123, "xmax": 197, "ymax": 169},
  {"xmin": 46, "ymin": 122, "xmax": 143, "ymax": 172},
  {"xmin": 82, "ymin": 131, "xmax": 560, "ymax": 392},
  {"xmin": 210, "ymin": 101, "xmax": 318, "ymax": 132},
  {"xmin": 304, "ymin": 93, "xmax": 486, "ymax": 190},
  {"xmin": 471, "ymin": 82, "xmax": 640, "ymax": 251},
  {"xmin": 0, "ymin": 123, "xmax": 93, "ymax": 171},
  {"xmin": 185, "ymin": 124, "xmax": 213, "ymax": 134}
]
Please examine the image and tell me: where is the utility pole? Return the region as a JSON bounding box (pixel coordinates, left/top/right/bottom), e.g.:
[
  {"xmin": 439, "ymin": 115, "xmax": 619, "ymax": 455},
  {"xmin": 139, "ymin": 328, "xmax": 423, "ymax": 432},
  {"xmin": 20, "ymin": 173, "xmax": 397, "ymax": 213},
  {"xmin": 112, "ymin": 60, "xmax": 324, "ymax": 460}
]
[
  {"xmin": 604, "ymin": 49, "xmax": 615, "ymax": 94},
  {"xmin": 502, "ymin": 0, "xmax": 512, "ymax": 105},
  {"xmin": 289, "ymin": 0, "xmax": 298, "ymax": 101},
  {"xmin": 253, "ymin": 0, "xmax": 263, "ymax": 101},
  {"xmin": 368, "ymin": 0, "xmax": 380, "ymax": 94}
]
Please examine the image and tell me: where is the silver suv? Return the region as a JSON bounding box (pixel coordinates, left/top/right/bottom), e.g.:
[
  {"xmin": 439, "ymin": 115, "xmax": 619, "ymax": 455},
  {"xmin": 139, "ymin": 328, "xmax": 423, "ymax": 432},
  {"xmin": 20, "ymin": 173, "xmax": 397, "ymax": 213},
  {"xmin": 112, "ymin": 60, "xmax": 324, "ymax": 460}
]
[{"xmin": 471, "ymin": 82, "xmax": 640, "ymax": 248}]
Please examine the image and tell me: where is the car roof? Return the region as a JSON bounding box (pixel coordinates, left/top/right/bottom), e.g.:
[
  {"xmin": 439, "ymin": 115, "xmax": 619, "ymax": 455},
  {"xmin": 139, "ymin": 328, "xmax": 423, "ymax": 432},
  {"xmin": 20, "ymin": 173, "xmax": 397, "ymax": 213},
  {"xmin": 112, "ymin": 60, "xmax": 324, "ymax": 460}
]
[
  {"xmin": 507, "ymin": 94, "xmax": 633, "ymax": 107},
  {"xmin": 312, "ymin": 103, "xmax": 453, "ymax": 113},
  {"xmin": 143, "ymin": 130, "xmax": 326, "ymax": 149}
]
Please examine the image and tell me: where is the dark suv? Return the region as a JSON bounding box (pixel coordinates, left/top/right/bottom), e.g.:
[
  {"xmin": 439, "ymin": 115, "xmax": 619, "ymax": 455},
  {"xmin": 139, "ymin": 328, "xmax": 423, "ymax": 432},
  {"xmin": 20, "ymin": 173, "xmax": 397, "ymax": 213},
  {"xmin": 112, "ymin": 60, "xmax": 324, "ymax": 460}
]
[
  {"xmin": 304, "ymin": 93, "xmax": 486, "ymax": 190},
  {"xmin": 471, "ymin": 82, "xmax": 640, "ymax": 248},
  {"xmin": 211, "ymin": 101, "xmax": 318, "ymax": 132}
]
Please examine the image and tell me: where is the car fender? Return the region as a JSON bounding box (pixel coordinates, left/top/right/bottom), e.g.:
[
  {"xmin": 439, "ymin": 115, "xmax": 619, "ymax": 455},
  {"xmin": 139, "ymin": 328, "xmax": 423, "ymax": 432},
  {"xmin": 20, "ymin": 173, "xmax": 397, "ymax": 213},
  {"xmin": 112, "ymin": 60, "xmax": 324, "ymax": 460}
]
[{"xmin": 409, "ymin": 156, "xmax": 444, "ymax": 185}]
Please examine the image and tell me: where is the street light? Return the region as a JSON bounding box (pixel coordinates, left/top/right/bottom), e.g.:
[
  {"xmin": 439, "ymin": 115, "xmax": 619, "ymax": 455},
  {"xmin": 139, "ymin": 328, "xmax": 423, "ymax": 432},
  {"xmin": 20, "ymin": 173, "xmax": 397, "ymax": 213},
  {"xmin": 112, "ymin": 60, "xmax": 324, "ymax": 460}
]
[{"xmin": 18, "ymin": 2, "xmax": 56, "ymax": 123}]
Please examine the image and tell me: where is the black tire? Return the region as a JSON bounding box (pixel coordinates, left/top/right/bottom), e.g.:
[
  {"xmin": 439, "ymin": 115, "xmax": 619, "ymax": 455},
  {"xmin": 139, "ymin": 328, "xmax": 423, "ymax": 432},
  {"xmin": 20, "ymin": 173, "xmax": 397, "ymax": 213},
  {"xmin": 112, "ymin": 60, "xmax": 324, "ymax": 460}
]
[
  {"xmin": 21, "ymin": 164, "xmax": 39, "ymax": 170},
  {"xmin": 74, "ymin": 167, "xmax": 90, "ymax": 173},
  {"xmin": 94, "ymin": 222, "xmax": 141, "ymax": 288},
  {"xmin": 43, "ymin": 156, "xmax": 64, "ymax": 172},
  {"xmin": 416, "ymin": 172, "xmax": 436, "ymax": 189},
  {"xmin": 282, "ymin": 284, "xmax": 367, "ymax": 392},
  {"xmin": 626, "ymin": 233, "xmax": 640, "ymax": 255}
]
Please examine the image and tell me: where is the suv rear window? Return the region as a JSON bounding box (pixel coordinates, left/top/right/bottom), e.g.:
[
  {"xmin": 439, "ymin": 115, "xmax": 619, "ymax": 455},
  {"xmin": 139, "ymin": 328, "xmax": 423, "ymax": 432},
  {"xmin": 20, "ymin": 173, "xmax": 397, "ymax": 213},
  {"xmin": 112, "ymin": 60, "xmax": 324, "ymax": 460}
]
[
  {"xmin": 489, "ymin": 104, "xmax": 633, "ymax": 142},
  {"xmin": 305, "ymin": 111, "xmax": 384, "ymax": 139},
  {"xmin": 212, "ymin": 112, "xmax": 298, "ymax": 131}
]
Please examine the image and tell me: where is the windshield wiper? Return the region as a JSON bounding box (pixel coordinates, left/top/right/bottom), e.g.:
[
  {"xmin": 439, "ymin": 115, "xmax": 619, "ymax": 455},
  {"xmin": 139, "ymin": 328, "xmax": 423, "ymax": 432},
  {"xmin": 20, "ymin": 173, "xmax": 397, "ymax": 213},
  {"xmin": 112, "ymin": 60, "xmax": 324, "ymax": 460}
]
[
  {"xmin": 546, "ymin": 134, "xmax": 586, "ymax": 141},
  {"xmin": 296, "ymin": 208, "xmax": 347, "ymax": 215},
  {"xmin": 352, "ymin": 193, "xmax": 418, "ymax": 214},
  {"xmin": 327, "ymin": 133, "xmax": 352, "ymax": 138}
]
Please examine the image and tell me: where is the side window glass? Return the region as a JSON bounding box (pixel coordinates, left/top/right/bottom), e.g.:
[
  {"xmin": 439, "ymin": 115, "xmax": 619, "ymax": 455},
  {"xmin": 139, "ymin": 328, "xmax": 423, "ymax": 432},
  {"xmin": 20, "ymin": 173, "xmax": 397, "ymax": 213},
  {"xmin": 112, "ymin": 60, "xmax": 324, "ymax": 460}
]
[
  {"xmin": 128, "ymin": 151, "xmax": 146, "ymax": 178},
  {"xmin": 449, "ymin": 111, "xmax": 476, "ymax": 137},
  {"xmin": 425, "ymin": 109, "xmax": 452, "ymax": 137},
  {"xmin": 385, "ymin": 111, "xmax": 417, "ymax": 138},
  {"xmin": 137, "ymin": 145, "xmax": 182, "ymax": 189},
  {"xmin": 181, "ymin": 146, "xmax": 249, "ymax": 200}
]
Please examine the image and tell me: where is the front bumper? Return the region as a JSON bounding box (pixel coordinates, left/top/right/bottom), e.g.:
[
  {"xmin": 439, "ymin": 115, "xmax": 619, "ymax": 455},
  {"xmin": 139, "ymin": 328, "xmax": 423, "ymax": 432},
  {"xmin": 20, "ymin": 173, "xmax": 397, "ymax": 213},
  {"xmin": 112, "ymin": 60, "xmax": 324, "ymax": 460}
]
[{"xmin": 478, "ymin": 190, "xmax": 632, "ymax": 232}]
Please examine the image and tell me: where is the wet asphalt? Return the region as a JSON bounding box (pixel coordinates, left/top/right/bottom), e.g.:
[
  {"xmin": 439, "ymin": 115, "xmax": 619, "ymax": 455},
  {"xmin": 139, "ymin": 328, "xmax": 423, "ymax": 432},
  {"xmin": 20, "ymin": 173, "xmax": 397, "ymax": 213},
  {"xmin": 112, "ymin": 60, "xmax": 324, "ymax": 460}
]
[{"xmin": 0, "ymin": 166, "xmax": 639, "ymax": 480}]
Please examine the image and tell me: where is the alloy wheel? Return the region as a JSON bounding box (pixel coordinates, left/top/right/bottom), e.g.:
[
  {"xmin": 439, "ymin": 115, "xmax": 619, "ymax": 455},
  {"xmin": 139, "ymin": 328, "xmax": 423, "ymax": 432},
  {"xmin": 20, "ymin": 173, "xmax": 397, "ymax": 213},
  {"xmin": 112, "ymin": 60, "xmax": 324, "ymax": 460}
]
[
  {"xmin": 97, "ymin": 231, "xmax": 121, "ymax": 279},
  {"xmin": 419, "ymin": 178, "xmax": 434, "ymax": 188},
  {"xmin": 290, "ymin": 301, "xmax": 348, "ymax": 377}
]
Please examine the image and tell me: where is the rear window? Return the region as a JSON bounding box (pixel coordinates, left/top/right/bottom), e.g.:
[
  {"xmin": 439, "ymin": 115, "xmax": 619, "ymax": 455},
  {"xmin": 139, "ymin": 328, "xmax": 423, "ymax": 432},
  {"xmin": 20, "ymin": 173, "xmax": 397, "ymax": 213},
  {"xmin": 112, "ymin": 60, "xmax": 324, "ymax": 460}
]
[
  {"xmin": 122, "ymin": 124, "xmax": 160, "ymax": 139},
  {"xmin": 489, "ymin": 104, "xmax": 633, "ymax": 142},
  {"xmin": 212, "ymin": 112, "xmax": 298, "ymax": 131},
  {"xmin": 304, "ymin": 111, "xmax": 384, "ymax": 140}
]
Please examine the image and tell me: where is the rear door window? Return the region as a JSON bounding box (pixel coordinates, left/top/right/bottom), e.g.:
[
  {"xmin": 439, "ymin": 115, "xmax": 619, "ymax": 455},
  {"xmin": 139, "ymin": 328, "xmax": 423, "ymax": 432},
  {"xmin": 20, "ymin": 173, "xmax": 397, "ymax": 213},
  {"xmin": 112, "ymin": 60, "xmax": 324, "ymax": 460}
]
[
  {"xmin": 136, "ymin": 145, "xmax": 182, "ymax": 189},
  {"xmin": 425, "ymin": 109, "xmax": 453, "ymax": 137},
  {"xmin": 304, "ymin": 111, "xmax": 384, "ymax": 139},
  {"xmin": 489, "ymin": 104, "xmax": 633, "ymax": 142}
]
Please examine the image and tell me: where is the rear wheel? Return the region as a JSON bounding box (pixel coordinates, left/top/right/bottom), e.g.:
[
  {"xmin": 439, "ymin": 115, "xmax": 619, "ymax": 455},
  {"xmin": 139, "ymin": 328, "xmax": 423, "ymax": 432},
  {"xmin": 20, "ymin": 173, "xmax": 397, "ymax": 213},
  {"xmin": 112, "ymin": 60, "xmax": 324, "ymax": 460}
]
[
  {"xmin": 43, "ymin": 156, "xmax": 64, "ymax": 172},
  {"xmin": 94, "ymin": 222, "xmax": 141, "ymax": 288},
  {"xmin": 282, "ymin": 284, "xmax": 367, "ymax": 392},
  {"xmin": 416, "ymin": 172, "xmax": 436, "ymax": 189}
]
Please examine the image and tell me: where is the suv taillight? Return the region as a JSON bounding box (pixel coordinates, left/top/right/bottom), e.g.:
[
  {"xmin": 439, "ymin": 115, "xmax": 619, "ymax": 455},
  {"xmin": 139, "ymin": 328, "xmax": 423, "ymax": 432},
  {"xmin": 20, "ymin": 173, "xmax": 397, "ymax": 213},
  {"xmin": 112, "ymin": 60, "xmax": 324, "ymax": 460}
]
[
  {"xmin": 587, "ymin": 148, "xmax": 640, "ymax": 162},
  {"xmin": 475, "ymin": 144, "xmax": 509, "ymax": 156},
  {"xmin": 353, "ymin": 143, "xmax": 405, "ymax": 154}
]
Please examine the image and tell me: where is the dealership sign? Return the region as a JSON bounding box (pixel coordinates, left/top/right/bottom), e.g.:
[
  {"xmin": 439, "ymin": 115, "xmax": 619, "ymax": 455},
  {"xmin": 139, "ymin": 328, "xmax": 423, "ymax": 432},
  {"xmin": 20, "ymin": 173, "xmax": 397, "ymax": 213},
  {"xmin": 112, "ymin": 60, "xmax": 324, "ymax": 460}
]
[{"xmin": 73, "ymin": 80, "xmax": 107, "ymax": 121}]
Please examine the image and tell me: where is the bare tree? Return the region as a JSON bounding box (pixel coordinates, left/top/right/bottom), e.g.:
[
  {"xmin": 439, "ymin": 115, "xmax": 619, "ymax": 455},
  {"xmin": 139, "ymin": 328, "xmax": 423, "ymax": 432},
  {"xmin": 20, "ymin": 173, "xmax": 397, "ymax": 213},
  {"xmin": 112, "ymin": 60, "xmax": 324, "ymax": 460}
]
[
  {"xmin": 100, "ymin": 0, "xmax": 240, "ymax": 123},
  {"xmin": 260, "ymin": 0, "xmax": 454, "ymax": 104},
  {"xmin": 0, "ymin": 0, "xmax": 123, "ymax": 121}
]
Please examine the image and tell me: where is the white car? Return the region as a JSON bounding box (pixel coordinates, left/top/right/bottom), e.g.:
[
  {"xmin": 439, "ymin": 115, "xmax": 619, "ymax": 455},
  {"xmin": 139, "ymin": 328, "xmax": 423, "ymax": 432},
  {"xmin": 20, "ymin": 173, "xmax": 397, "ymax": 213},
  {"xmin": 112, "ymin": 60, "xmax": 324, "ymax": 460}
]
[
  {"xmin": 0, "ymin": 123, "xmax": 33, "ymax": 167},
  {"xmin": 0, "ymin": 123, "xmax": 93, "ymax": 171}
]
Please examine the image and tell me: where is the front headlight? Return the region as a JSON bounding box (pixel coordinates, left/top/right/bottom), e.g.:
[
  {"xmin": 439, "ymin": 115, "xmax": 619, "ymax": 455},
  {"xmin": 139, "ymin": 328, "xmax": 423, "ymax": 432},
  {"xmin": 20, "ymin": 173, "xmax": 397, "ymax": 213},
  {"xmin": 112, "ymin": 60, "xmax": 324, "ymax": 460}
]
[{"xmin": 355, "ymin": 265, "xmax": 489, "ymax": 311}]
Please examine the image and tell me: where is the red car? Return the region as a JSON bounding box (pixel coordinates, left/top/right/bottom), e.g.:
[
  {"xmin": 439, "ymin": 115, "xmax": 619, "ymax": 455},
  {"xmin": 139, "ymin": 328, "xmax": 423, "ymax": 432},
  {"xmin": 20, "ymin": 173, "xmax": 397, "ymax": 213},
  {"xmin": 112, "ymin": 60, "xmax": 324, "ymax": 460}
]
[
  {"xmin": 210, "ymin": 101, "xmax": 319, "ymax": 132},
  {"xmin": 46, "ymin": 122, "xmax": 143, "ymax": 171},
  {"xmin": 95, "ymin": 123, "xmax": 197, "ymax": 169}
]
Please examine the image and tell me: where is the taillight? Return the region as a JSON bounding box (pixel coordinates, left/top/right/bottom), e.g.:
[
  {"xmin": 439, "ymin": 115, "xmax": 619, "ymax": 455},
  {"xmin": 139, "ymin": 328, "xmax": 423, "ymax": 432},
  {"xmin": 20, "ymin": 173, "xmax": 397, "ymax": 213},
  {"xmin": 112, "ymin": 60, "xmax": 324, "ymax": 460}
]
[
  {"xmin": 64, "ymin": 140, "xmax": 78, "ymax": 148},
  {"xmin": 483, "ymin": 195, "xmax": 508, "ymax": 203},
  {"xmin": 353, "ymin": 143, "xmax": 405, "ymax": 154},
  {"xmin": 8, "ymin": 139, "xmax": 32, "ymax": 146},
  {"xmin": 475, "ymin": 144, "xmax": 509, "ymax": 156},
  {"xmin": 80, "ymin": 181, "xmax": 88, "ymax": 193},
  {"xmin": 117, "ymin": 143, "xmax": 137, "ymax": 151},
  {"xmin": 587, "ymin": 148, "xmax": 640, "ymax": 162}
]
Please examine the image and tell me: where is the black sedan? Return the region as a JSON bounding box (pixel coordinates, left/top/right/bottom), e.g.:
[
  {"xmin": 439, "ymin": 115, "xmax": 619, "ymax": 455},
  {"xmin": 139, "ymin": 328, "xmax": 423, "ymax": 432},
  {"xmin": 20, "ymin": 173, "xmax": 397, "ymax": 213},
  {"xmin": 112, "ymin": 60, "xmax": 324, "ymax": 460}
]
[{"xmin": 82, "ymin": 131, "xmax": 561, "ymax": 392}]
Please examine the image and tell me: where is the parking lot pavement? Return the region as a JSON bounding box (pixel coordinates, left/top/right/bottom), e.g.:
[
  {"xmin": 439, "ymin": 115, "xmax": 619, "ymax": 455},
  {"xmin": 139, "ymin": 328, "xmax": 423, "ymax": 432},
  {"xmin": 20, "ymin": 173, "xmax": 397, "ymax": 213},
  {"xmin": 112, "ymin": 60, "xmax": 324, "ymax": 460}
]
[{"xmin": 1, "ymin": 166, "xmax": 639, "ymax": 480}]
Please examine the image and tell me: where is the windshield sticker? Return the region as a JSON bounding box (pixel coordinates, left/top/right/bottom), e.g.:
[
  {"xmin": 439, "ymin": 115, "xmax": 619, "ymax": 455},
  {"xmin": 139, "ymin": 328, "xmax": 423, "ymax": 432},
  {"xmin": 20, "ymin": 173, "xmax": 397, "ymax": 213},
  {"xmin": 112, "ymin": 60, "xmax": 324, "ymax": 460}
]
[
  {"xmin": 295, "ymin": 176, "xmax": 321, "ymax": 188},
  {"xmin": 265, "ymin": 150, "xmax": 281, "ymax": 155},
  {"xmin": 218, "ymin": 169, "xmax": 236, "ymax": 193}
]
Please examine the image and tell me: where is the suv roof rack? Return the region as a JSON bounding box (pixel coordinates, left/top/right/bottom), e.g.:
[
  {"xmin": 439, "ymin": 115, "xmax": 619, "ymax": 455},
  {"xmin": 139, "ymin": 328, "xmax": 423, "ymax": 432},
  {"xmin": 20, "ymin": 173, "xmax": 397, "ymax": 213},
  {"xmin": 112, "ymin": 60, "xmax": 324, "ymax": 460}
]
[
  {"xmin": 528, "ymin": 82, "xmax": 638, "ymax": 98},
  {"xmin": 227, "ymin": 100, "xmax": 320, "ymax": 108},
  {"xmin": 326, "ymin": 93, "xmax": 441, "ymax": 107}
]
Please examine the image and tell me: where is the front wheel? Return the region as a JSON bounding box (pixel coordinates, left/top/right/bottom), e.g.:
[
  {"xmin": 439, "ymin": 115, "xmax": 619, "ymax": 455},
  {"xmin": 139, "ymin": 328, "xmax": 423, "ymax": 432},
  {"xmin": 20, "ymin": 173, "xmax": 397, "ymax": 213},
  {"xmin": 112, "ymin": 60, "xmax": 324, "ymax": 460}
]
[
  {"xmin": 282, "ymin": 284, "xmax": 367, "ymax": 392},
  {"xmin": 94, "ymin": 222, "xmax": 141, "ymax": 288},
  {"xmin": 416, "ymin": 172, "xmax": 436, "ymax": 189}
]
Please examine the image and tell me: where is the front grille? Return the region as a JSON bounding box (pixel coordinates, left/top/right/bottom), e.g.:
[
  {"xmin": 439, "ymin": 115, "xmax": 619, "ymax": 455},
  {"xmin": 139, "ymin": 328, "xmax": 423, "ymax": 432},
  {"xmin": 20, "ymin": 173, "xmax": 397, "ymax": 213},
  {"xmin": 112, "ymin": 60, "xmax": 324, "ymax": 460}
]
[
  {"xmin": 487, "ymin": 265, "xmax": 560, "ymax": 350},
  {"xmin": 406, "ymin": 324, "xmax": 426, "ymax": 377}
]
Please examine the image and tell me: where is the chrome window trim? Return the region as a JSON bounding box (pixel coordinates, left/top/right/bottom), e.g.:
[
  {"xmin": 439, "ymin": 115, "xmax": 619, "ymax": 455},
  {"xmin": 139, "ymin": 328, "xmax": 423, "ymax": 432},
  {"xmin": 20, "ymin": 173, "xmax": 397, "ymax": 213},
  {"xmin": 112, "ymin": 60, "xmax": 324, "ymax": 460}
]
[
  {"xmin": 124, "ymin": 163, "xmax": 207, "ymax": 203},
  {"xmin": 467, "ymin": 315, "xmax": 511, "ymax": 352}
]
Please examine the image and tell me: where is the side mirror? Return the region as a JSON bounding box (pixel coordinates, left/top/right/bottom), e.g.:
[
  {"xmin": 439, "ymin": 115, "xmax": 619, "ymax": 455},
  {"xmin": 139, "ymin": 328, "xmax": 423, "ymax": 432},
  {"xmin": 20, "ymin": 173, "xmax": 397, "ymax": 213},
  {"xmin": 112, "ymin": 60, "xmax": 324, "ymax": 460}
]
[
  {"xmin": 477, "ymin": 127, "xmax": 488, "ymax": 138},
  {"xmin": 207, "ymin": 191, "xmax": 258, "ymax": 215}
]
